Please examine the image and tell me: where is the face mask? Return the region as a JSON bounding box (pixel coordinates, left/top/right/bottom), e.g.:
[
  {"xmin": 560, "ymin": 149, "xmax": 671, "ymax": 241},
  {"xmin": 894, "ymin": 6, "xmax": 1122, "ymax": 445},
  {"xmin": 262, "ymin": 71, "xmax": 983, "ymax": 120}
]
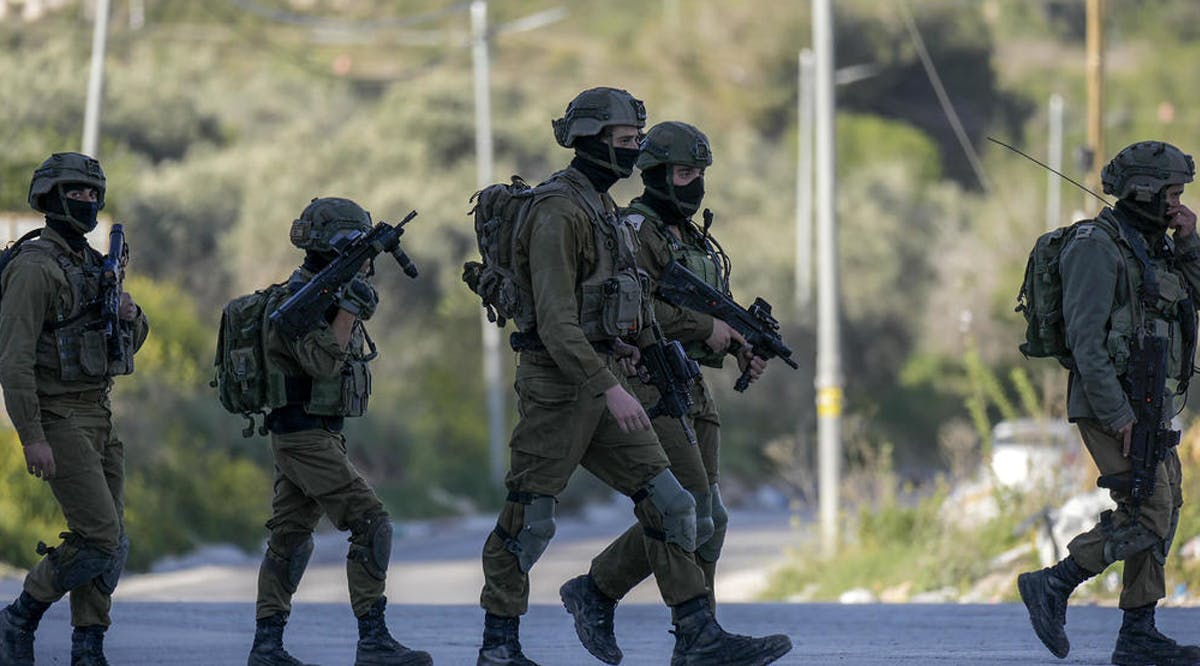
[
  {"xmin": 576, "ymin": 136, "xmax": 640, "ymax": 178},
  {"xmin": 671, "ymin": 176, "xmax": 705, "ymax": 216},
  {"xmin": 612, "ymin": 146, "xmax": 640, "ymax": 177},
  {"xmin": 65, "ymin": 198, "xmax": 100, "ymax": 233}
]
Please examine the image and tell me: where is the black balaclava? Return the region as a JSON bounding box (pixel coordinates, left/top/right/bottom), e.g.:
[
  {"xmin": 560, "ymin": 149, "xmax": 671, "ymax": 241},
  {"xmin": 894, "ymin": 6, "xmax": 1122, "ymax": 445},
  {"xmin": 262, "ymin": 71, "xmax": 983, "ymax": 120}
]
[
  {"xmin": 1116, "ymin": 189, "xmax": 1171, "ymax": 236},
  {"xmin": 571, "ymin": 134, "xmax": 639, "ymax": 193},
  {"xmin": 640, "ymin": 165, "xmax": 705, "ymax": 223},
  {"xmin": 40, "ymin": 186, "xmax": 95, "ymax": 252}
]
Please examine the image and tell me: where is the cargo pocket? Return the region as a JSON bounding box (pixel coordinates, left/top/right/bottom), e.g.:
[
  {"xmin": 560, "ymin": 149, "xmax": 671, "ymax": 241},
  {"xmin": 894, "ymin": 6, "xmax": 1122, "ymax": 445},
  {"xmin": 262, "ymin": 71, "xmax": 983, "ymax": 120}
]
[
  {"xmin": 79, "ymin": 329, "xmax": 109, "ymax": 377},
  {"xmin": 510, "ymin": 372, "xmax": 579, "ymax": 459}
]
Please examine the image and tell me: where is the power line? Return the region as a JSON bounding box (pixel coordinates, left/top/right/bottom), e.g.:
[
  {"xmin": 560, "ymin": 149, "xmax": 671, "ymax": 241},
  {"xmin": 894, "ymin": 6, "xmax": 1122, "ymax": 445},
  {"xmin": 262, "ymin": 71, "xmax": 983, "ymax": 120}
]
[{"xmin": 897, "ymin": 0, "xmax": 990, "ymax": 192}]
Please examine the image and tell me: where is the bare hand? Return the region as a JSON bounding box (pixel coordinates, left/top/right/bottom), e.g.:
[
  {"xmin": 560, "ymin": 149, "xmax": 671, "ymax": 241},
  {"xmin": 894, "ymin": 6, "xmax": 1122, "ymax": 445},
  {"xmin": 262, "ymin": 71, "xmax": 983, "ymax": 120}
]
[
  {"xmin": 1169, "ymin": 203, "xmax": 1197, "ymax": 239},
  {"xmin": 736, "ymin": 347, "xmax": 767, "ymax": 384},
  {"xmin": 1118, "ymin": 420, "xmax": 1135, "ymax": 458},
  {"xmin": 23, "ymin": 440, "xmax": 56, "ymax": 479},
  {"xmin": 612, "ymin": 339, "xmax": 641, "ymax": 377},
  {"xmin": 705, "ymin": 319, "xmax": 746, "ymax": 355},
  {"xmin": 605, "ymin": 384, "xmax": 652, "ymax": 433},
  {"xmin": 119, "ymin": 292, "xmax": 138, "ymax": 321}
]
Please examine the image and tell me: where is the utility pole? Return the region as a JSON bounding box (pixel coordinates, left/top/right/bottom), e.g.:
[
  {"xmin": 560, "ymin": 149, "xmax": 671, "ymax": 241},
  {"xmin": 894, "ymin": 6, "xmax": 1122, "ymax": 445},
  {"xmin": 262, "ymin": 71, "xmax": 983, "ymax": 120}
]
[
  {"xmin": 795, "ymin": 49, "xmax": 815, "ymax": 312},
  {"xmin": 82, "ymin": 0, "xmax": 112, "ymax": 157},
  {"xmin": 1084, "ymin": 0, "xmax": 1104, "ymax": 208},
  {"xmin": 1046, "ymin": 94, "xmax": 1064, "ymax": 230},
  {"xmin": 471, "ymin": 0, "xmax": 507, "ymax": 487},
  {"xmin": 812, "ymin": 0, "xmax": 842, "ymax": 558}
]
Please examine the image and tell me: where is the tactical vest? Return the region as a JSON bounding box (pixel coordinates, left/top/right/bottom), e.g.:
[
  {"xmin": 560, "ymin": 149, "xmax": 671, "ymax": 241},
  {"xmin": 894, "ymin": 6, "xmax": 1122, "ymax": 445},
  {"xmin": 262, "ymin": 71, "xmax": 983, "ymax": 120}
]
[
  {"xmin": 626, "ymin": 202, "xmax": 729, "ymax": 366},
  {"xmin": 271, "ymin": 276, "xmax": 374, "ymax": 418},
  {"xmin": 1090, "ymin": 210, "xmax": 1197, "ymax": 388},
  {"xmin": 19, "ymin": 239, "xmax": 134, "ymax": 382},
  {"xmin": 519, "ymin": 169, "xmax": 647, "ymax": 342}
]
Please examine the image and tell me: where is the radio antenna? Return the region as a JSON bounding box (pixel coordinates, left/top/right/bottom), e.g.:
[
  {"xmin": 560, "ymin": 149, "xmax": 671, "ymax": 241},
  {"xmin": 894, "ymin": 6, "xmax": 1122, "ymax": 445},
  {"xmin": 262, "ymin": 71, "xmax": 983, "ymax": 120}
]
[{"xmin": 987, "ymin": 136, "xmax": 1112, "ymax": 207}]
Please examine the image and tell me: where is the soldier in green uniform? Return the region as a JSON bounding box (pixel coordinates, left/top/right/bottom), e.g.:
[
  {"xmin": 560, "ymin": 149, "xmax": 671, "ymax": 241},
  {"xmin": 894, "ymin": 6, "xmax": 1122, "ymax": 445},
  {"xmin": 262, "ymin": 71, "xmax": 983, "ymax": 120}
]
[
  {"xmin": 246, "ymin": 197, "xmax": 430, "ymax": 666},
  {"xmin": 476, "ymin": 90, "xmax": 787, "ymax": 666},
  {"xmin": 1018, "ymin": 141, "xmax": 1200, "ymax": 665},
  {"xmin": 0, "ymin": 152, "xmax": 150, "ymax": 666},
  {"xmin": 559, "ymin": 121, "xmax": 789, "ymax": 666}
]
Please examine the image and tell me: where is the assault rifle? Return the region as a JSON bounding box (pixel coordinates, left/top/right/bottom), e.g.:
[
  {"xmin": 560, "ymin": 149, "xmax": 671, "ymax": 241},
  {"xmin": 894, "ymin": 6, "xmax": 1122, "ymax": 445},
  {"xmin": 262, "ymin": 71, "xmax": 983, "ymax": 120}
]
[
  {"xmin": 98, "ymin": 224, "xmax": 128, "ymax": 365},
  {"xmin": 1097, "ymin": 335, "xmax": 1180, "ymax": 504},
  {"xmin": 638, "ymin": 322, "xmax": 702, "ymax": 446},
  {"xmin": 270, "ymin": 211, "xmax": 419, "ymax": 339},
  {"xmin": 656, "ymin": 261, "xmax": 799, "ymax": 392}
]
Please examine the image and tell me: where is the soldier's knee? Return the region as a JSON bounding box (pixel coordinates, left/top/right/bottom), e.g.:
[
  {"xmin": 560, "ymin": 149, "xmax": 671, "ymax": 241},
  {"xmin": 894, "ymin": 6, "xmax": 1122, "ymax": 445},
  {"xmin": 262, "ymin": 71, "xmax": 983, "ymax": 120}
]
[
  {"xmin": 39, "ymin": 532, "xmax": 118, "ymax": 592},
  {"xmin": 696, "ymin": 483, "xmax": 728, "ymax": 563},
  {"xmin": 263, "ymin": 530, "xmax": 315, "ymax": 594},
  {"xmin": 495, "ymin": 492, "xmax": 557, "ymax": 573},
  {"xmin": 1101, "ymin": 509, "xmax": 1168, "ymax": 566},
  {"xmin": 693, "ymin": 490, "xmax": 714, "ymax": 547},
  {"xmin": 348, "ymin": 511, "xmax": 392, "ymax": 581},
  {"xmin": 94, "ymin": 533, "xmax": 131, "ymax": 595},
  {"xmin": 635, "ymin": 470, "xmax": 697, "ymax": 552}
]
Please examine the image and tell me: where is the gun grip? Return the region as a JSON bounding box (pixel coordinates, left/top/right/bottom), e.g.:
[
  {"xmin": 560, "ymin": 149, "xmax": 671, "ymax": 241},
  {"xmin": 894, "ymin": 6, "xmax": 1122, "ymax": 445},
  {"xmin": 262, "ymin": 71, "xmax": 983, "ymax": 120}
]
[
  {"xmin": 734, "ymin": 368, "xmax": 752, "ymax": 392},
  {"xmin": 1096, "ymin": 472, "xmax": 1132, "ymax": 495}
]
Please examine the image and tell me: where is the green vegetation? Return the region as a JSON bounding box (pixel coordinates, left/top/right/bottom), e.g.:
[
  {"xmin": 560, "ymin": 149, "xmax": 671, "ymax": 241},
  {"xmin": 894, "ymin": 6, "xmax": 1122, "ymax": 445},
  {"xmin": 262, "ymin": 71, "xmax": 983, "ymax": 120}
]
[{"xmin": 4, "ymin": 0, "xmax": 1200, "ymax": 574}]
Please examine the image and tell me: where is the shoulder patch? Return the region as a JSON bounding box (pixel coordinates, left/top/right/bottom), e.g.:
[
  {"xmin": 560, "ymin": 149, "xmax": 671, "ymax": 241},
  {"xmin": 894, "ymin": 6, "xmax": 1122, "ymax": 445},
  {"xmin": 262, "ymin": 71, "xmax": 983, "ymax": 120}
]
[
  {"xmin": 625, "ymin": 213, "xmax": 646, "ymax": 231},
  {"xmin": 1074, "ymin": 223, "xmax": 1096, "ymax": 239}
]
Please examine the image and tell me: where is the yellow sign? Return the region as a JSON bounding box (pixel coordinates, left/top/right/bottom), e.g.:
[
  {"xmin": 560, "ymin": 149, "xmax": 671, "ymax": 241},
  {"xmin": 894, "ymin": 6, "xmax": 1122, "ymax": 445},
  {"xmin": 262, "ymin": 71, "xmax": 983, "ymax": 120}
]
[{"xmin": 816, "ymin": 386, "xmax": 843, "ymax": 417}]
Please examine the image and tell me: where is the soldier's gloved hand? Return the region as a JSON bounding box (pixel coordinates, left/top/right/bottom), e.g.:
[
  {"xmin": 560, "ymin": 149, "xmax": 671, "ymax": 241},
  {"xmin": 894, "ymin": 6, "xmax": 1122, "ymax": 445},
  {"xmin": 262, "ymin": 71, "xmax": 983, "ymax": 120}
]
[{"xmin": 337, "ymin": 277, "xmax": 379, "ymax": 321}]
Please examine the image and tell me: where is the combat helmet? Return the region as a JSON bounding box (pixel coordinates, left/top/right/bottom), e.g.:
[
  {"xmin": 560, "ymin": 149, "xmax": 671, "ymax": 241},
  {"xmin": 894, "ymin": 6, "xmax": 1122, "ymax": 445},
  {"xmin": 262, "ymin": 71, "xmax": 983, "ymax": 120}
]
[
  {"xmin": 1101, "ymin": 140, "xmax": 1195, "ymax": 203},
  {"xmin": 636, "ymin": 121, "xmax": 713, "ymax": 171},
  {"xmin": 28, "ymin": 152, "xmax": 107, "ymax": 230},
  {"xmin": 552, "ymin": 87, "xmax": 646, "ymax": 148},
  {"xmin": 290, "ymin": 197, "xmax": 373, "ymax": 255}
]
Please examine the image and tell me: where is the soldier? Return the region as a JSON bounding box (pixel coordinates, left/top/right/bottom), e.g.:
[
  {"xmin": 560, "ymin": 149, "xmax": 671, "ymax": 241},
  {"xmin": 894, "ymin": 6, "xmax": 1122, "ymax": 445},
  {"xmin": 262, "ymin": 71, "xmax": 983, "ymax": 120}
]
[
  {"xmin": 560, "ymin": 121, "xmax": 788, "ymax": 666},
  {"xmin": 245, "ymin": 197, "xmax": 430, "ymax": 666},
  {"xmin": 0, "ymin": 153, "xmax": 149, "ymax": 666},
  {"xmin": 476, "ymin": 89, "xmax": 787, "ymax": 666},
  {"xmin": 1018, "ymin": 141, "xmax": 1200, "ymax": 665}
]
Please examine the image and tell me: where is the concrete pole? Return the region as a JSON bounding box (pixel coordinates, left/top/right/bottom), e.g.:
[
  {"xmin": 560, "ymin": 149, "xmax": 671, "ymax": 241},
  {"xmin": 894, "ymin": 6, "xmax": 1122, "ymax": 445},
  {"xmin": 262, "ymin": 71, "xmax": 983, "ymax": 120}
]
[
  {"xmin": 82, "ymin": 0, "xmax": 112, "ymax": 157},
  {"xmin": 795, "ymin": 49, "xmax": 815, "ymax": 311},
  {"xmin": 1046, "ymin": 94, "xmax": 1063, "ymax": 230},
  {"xmin": 471, "ymin": 0, "xmax": 507, "ymax": 487},
  {"xmin": 812, "ymin": 0, "xmax": 843, "ymax": 558},
  {"xmin": 1085, "ymin": 0, "xmax": 1104, "ymax": 207}
]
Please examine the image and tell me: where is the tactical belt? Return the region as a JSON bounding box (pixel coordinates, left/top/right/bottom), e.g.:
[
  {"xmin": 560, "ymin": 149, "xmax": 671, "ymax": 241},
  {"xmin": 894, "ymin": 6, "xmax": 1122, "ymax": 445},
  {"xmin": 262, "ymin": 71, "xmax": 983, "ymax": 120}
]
[
  {"xmin": 510, "ymin": 330, "xmax": 614, "ymax": 355},
  {"xmin": 266, "ymin": 403, "xmax": 344, "ymax": 435},
  {"xmin": 42, "ymin": 387, "xmax": 109, "ymax": 403}
]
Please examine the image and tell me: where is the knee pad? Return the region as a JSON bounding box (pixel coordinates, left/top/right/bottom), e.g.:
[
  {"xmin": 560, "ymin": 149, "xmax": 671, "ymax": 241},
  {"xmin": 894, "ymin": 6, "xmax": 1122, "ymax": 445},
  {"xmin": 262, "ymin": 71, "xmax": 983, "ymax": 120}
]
[
  {"xmin": 499, "ymin": 494, "xmax": 557, "ymax": 573},
  {"xmin": 1160, "ymin": 507, "xmax": 1181, "ymax": 565},
  {"xmin": 1100, "ymin": 509, "xmax": 1165, "ymax": 565},
  {"xmin": 637, "ymin": 469, "xmax": 697, "ymax": 552},
  {"xmin": 348, "ymin": 512, "xmax": 393, "ymax": 581},
  {"xmin": 692, "ymin": 490, "xmax": 715, "ymax": 548},
  {"xmin": 263, "ymin": 531, "xmax": 315, "ymax": 594},
  {"xmin": 39, "ymin": 532, "xmax": 117, "ymax": 593},
  {"xmin": 696, "ymin": 483, "xmax": 728, "ymax": 563},
  {"xmin": 95, "ymin": 533, "xmax": 131, "ymax": 596}
]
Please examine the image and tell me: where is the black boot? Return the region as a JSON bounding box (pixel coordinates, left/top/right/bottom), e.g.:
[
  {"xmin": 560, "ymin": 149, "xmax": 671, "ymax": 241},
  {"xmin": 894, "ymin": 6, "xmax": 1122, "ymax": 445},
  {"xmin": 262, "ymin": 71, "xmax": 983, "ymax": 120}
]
[
  {"xmin": 0, "ymin": 591, "xmax": 52, "ymax": 666},
  {"xmin": 560, "ymin": 574, "xmax": 622, "ymax": 664},
  {"xmin": 71, "ymin": 625, "xmax": 109, "ymax": 666},
  {"xmin": 355, "ymin": 596, "xmax": 432, "ymax": 666},
  {"xmin": 247, "ymin": 613, "xmax": 316, "ymax": 666},
  {"xmin": 1111, "ymin": 603, "xmax": 1200, "ymax": 666},
  {"xmin": 478, "ymin": 613, "xmax": 539, "ymax": 666},
  {"xmin": 1017, "ymin": 556, "xmax": 1095, "ymax": 659},
  {"xmin": 670, "ymin": 597, "xmax": 792, "ymax": 666}
]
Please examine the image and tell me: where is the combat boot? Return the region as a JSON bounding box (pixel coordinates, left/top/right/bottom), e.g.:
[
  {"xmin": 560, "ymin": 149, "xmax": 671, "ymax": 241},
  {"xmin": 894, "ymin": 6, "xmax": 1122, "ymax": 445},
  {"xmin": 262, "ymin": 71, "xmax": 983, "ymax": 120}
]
[
  {"xmin": 1111, "ymin": 603, "xmax": 1200, "ymax": 666},
  {"xmin": 355, "ymin": 596, "xmax": 432, "ymax": 666},
  {"xmin": 1017, "ymin": 555, "xmax": 1095, "ymax": 658},
  {"xmin": 0, "ymin": 591, "xmax": 52, "ymax": 666},
  {"xmin": 670, "ymin": 597, "xmax": 792, "ymax": 666},
  {"xmin": 71, "ymin": 625, "xmax": 109, "ymax": 666},
  {"xmin": 247, "ymin": 613, "xmax": 316, "ymax": 666},
  {"xmin": 560, "ymin": 574, "xmax": 622, "ymax": 664},
  {"xmin": 478, "ymin": 612, "xmax": 539, "ymax": 666}
]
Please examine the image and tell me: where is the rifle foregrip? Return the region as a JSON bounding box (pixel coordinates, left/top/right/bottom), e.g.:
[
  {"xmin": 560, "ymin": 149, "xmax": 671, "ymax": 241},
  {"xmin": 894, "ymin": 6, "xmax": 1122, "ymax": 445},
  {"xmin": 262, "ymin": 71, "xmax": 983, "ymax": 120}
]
[{"xmin": 734, "ymin": 368, "xmax": 752, "ymax": 392}]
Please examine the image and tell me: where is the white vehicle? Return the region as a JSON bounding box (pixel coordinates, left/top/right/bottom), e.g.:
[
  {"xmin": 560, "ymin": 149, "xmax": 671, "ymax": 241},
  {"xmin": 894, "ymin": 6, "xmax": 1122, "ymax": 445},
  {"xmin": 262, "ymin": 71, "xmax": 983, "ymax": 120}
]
[{"xmin": 989, "ymin": 419, "xmax": 1080, "ymax": 490}]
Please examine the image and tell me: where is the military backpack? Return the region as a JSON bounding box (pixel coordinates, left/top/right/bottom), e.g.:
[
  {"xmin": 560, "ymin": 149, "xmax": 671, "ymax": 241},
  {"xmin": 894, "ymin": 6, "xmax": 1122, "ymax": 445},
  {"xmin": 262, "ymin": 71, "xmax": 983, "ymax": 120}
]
[
  {"xmin": 462, "ymin": 175, "xmax": 539, "ymax": 329},
  {"xmin": 0, "ymin": 229, "xmax": 43, "ymax": 301},
  {"xmin": 212, "ymin": 284, "xmax": 288, "ymax": 436},
  {"xmin": 1016, "ymin": 218, "xmax": 1118, "ymax": 366}
]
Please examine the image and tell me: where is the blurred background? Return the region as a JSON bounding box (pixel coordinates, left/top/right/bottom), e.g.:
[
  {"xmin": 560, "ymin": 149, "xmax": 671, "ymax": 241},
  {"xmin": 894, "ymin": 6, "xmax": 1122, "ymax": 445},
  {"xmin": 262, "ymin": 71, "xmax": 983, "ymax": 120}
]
[{"xmin": 3, "ymin": 0, "xmax": 1200, "ymax": 605}]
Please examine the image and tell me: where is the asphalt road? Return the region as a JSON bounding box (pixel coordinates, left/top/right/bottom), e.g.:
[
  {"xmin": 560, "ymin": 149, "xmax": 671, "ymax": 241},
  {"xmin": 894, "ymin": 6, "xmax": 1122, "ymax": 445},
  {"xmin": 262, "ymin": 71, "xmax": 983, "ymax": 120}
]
[{"xmin": 4, "ymin": 506, "xmax": 1199, "ymax": 664}]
